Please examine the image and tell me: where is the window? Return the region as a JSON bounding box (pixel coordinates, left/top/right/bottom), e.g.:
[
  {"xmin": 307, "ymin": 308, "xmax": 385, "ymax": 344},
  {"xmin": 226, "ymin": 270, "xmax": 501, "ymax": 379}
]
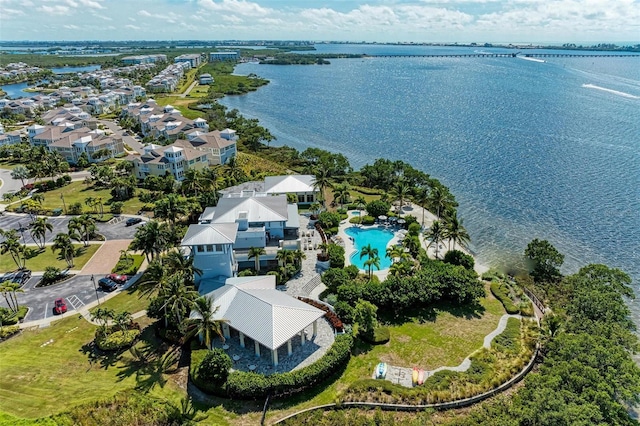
[
  {"xmin": 298, "ymin": 195, "xmax": 305, "ymax": 203},
  {"xmin": 196, "ymin": 245, "xmax": 204, "ymax": 252},
  {"xmin": 206, "ymin": 245, "xmax": 214, "ymax": 252},
  {"xmin": 215, "ymin": 244, "xmax": 224, "ymax": 252},
  {"xmin": 306, "ymin": 194, "xmax": 314, "ymax": 202}
]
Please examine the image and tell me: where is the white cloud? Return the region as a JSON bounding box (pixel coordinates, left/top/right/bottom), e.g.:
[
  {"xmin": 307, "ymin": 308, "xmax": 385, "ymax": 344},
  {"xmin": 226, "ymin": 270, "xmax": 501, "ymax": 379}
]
[
  {"xmin": 92, "ymin": 13, "xmax": 112, "ymax": 20},
  {"xmin": 2, "ymin": 8, "xmax": 25, "ymax": 16},
  {"xmin": 78, "ymin": 0, "xmax": 104, "ymax": 9},
  {"xmin": 197, "ymin": 0, "xmax": 271, "ymax": 17},
  {"xmin": 63, "ymin": 24, "xmax": 79, "ymax": 29},
  {"xmin": 38, "ymin": 4, "xmax": 70, "ymax": 14},
  {"xmin": 125, "ymin": 24, "xmax": 141, "ymax": 30},
  {"xmin": 64, "ymin": 0, "xmax": 78, "ymax": 7}
]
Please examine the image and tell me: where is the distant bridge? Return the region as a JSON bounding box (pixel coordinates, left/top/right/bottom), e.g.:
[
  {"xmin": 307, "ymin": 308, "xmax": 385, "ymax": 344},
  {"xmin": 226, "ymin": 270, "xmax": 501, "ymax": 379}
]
[{"xmin": 364, "ymin": 53, "xmax": 640, "ymax": 59}]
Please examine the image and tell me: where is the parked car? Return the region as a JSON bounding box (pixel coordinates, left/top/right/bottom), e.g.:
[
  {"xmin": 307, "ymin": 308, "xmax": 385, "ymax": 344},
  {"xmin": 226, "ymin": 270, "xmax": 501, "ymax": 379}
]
[
  {"xmin": 14, "ymin": 269, "xmax": 32, "ymax": 285},
  {"xmin": 53, "ymin": 298, "xmax": 67, "ymax": 315},
  {"xmin": 98, "ymin": 278, "xmax": 118, "ymax": 292},
  {"xmin": 125, "ymin": 217, "xmax": 143, "ymax": 226},
  {"xmin": 105, "ymin": 273, "xmax": 128, "ymax": 284}
]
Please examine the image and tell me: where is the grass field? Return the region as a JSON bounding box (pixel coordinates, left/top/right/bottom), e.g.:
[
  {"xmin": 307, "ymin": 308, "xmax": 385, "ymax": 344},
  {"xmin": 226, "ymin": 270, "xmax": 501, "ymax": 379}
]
[
  {"xmin": 0, "ymin": 316, "xmax": 184, "ymax": 421},
  {"xmin": 154, "ymin": 95, "xmax": 205, "ymax": 120},
  {"xmin": 89, "ymin": 282, "xmax": 153, "ymax": 316},
  {"xmin": 0, "ymin": 243, "xmax": 100, "ymax": 273},
  {"xmin": 5, "ymin": 181, "xmax": 151, "ymax": 216},
  {"xmin": 263, "ymin": 287, "xmax": 507, "ymax": 422}
]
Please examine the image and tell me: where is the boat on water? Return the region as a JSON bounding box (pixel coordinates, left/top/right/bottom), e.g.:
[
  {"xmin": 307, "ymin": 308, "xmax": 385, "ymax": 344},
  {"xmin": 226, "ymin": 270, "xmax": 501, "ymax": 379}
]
[
  {"xmin": 376, "ymin": 362, "xmax": 388, "ymax": 379},
  {"xmin": 412, "ymin": 367, "xmax": 419, "ymax": 385},
  {"xmin": 418, "ymin": 369, "xmax": 425, "ymax": 385}
]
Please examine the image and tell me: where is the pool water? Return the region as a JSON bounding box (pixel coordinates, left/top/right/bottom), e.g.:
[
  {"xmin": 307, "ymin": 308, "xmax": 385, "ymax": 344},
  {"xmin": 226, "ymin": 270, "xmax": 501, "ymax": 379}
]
[{"xmin": 345, "ymin": 226, "xmax": 394, "ymax": 271}]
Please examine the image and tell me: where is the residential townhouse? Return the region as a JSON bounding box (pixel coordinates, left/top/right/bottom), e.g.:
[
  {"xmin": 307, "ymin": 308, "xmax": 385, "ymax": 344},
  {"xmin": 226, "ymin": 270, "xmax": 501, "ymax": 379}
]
[
  {"xmin": 174, "ymin": 54, "xmax": 202, "ymax": 68},
  {"xmin": 128, "ymin": 143, "xmax": 209, "ymax": 182},
  {"xmin": 180, "ymin": 128, "xmax": 237, "ymax": 165}
]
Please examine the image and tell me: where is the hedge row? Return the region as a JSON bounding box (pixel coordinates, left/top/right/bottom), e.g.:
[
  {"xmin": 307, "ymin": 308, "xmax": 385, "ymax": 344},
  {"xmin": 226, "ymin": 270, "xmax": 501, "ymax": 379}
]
[
  {"xmin": 490, "ymin": 282, "xmax": 520, "ymax": 314},
  {"xmin": 0, "ymin": 325, "xmax": 20, "ymax": 341},
  {"xmin": 199, "ymin": 333, "xmax": 354, "ymax": 400},
  {"xmin": 95, "ymin": 329, "xmax": 141, "ymax": 351},
  {"xmin": 298, "ymin": 297, "xmax": 343, "ymax": 332}
]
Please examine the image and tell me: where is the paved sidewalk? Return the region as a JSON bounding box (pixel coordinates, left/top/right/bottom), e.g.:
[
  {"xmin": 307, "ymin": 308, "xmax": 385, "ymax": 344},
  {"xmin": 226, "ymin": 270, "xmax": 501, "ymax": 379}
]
[{"xmin": 80, "ymin": 240, "xmax": 132, "ymax": 275}]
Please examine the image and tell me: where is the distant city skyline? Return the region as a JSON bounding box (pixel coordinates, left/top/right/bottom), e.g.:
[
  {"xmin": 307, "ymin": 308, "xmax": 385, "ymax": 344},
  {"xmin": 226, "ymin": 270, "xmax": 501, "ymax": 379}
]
[{"xmin": 1, "ymin": 0, "xmax": 638, "ymax": 44}]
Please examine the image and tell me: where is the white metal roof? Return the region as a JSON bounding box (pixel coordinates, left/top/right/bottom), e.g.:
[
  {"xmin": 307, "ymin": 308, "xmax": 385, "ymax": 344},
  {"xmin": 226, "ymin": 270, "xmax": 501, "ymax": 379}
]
[
  {"xmin": 181, "ymin": 223, "xmax": 238, "ymax": 246},
  {"xmin": 199, "ymin": 275, "xmax": 324, "ymax": 350},
  {"xmin": 203, "ymin": 195, "xmax": 289, "ymax": 224},
  {"xmin": 264, "ymin": 175, "xmax": 316, "ymax": 194}
]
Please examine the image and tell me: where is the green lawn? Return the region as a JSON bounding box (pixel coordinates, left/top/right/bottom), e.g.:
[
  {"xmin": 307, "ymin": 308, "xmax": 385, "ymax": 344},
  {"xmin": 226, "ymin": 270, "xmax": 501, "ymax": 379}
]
[
  {"xmin": 0, "ymin": 243, "xmax": 100, "ymax": 273},
  {"xmin": 264, "ymin": 288, "xmax": 507, "ymax": 423},
  {"xmin": 89, "ymin": 283, "xmax": 154, "ymax": 316},
  {"xmin": 5, "ymin": 181, "xmax": 151, "ymax": 216},
  {"xmin": 154, "ymin": 96, "xmax": 205, "ymax": 120},
  {"xmin": 0, "ymin": 316, "xmax": 184, "ymax": 421}
]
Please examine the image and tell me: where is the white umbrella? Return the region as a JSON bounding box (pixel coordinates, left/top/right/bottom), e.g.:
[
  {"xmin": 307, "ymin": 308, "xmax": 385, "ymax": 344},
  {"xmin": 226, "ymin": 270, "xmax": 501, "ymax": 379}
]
[{"xmin": 378, "ymin": 215, "xmax": 388, "ymax": 221}]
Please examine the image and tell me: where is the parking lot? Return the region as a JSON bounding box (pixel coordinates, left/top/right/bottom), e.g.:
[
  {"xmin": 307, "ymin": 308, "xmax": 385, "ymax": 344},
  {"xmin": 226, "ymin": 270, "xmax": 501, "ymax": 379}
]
[
  {"xmin": 0, "ymin": 273, "xmax": 126, "ymax": 323},
  {"xmin": 0, "ymin": 213, "xmax": 145, "ymax": 245}
]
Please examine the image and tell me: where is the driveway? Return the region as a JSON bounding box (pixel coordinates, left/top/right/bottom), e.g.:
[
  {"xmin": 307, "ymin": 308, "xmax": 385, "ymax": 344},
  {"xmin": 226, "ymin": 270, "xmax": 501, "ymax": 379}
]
[{"xmin": 80, "ymin": 240, "xmax": 133, "ymax": 275}]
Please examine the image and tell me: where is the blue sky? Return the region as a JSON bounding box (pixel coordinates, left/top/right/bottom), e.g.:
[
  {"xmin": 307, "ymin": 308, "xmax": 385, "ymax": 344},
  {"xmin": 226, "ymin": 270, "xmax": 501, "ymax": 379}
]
[{"xmin": 1, "ymin": 0, "xmax": 638, "ymax": 43}]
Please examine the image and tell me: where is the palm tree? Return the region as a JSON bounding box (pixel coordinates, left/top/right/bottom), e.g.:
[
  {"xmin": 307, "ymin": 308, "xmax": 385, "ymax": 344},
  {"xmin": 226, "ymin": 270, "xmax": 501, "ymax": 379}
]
[
  {"xmin": 311, "ymin": 166, "xmax": 332, "ymax": 206},
  {"xmin": 385, "ymin": 245, "xmax": 404, "ymax": 263},
  {"xmin": 392, "ymin": 179, "xmax": 411, "ymax": 216},
  {"xmin": 360, "ymin": 243, "xmax": 378, "ymax": 261},
  {"xmin": 183, "ymin": 296, "xmax": 228, "ymax": 348},
  {"xmin": 332, "ymin": 184, "xmax": 350, "ymax": 208},
  {"xmin": 0, "ymin": 229, "xmax": 26, "ymax": 270},
  {"xmin": 425, "ymin": 220, "xmax": 444, "ymax": 259},
  {"xmin": 247, "ymin": 246, "xmax": 266, "ymax": 272},
  {"xmin": 52, "ymin": 233, "xmax": 76, "ymax": 268},
  {"xmin": 443, "ymin": 212, "xmax": 471, "ymax": 251},
  {"xmin": 292, "ymin": 249, "xmax": 306, "ymax": 269},
  {"xmin": 131, "ymin": 221, "xmax": 169, "ymax": 262},
  {"xmin": 68, "ymin": 214, "xmax": 96, "ymax": 247},
  {"xmin": 158, "ymin": 274, "xmax": 199, "ymax": 328},
  {"xmin": 276, "ymin": 248, "xmax": 293, "ymax": 269},
  {"xmin": 10, "ymin": 165, "xmax": 29, "ymax": 188},
  {"xmin": 136, "ymin": 259, "xmax": 167, "ymax": 299},
  {"xmin": 30, "ymin": 216, "xmax": 53, "ymax": 250},
  {"xmin": 95, "ymin": 197, "xmax": 104, "ymax": 218},
  {"xmin": 84, "ymin": 197, "xmax": 97, "ymax": 214},
  {"xmin": 154, "ymin": 193, "xmax": 189, "ymax": 224},
  {"xmin": 163, "ymin": 250, "xmax": 203, "ymax": 287},
  {"xmin": 414, "ymin": 186, "xmax": 430, "ymax": 228},
  {"xmin": 389, "ymin": 261, "xmax": 412, "ymax": 277},
  {"xmin": 0, "ymin": 281, "xmax": 23, "ymax": 313},
  {"xmin": 428, "ymin": 185, "xmax": 455, "ymax": 219},
  {"xmin": 364, "ymin": 256, "xmax": 381, "ymax": 279},
  {"xmin": 181, "ymin": 169, "xmax": 204, "ymax": 197}
]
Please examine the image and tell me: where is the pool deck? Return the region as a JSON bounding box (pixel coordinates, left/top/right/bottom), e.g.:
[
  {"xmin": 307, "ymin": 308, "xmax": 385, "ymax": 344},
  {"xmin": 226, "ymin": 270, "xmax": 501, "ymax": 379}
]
[{"xmin": 337, "ymin": 207, "xmax": 489, "ymax": 277}]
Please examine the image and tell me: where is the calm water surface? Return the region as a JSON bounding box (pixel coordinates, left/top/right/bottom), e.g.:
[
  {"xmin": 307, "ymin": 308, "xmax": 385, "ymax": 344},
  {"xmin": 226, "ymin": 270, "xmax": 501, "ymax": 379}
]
[{"xmin": 221, "ymin": 46, "xmax": 640, "ymax": 325}]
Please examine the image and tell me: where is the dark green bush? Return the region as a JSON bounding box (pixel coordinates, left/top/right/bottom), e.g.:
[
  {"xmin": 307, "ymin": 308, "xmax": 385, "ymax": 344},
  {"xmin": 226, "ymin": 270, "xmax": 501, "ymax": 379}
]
[
  {"xmin": 344, "ymin": 265, "xmax": 360, "ymax": 279},
  {"xmin": 334, "ymin": 301, "xmax": 354, "ymax": 324},
  {"xmin": 365, "ymin": 200, "xmax": 390, "ymax": 218},
  {"xmin": 321, "ymin": 268, "xmax": 351, "ymax": 293},
  {"xmin": 112, "ymin": 254, "xmax": 144, "ymax": 275},
  {"xmin": 490, "ymin": 282, "xmax": 519, "ymax": 314},
  {"xmin": 110, "ymin": 201, "xmax": 124, "ymax": 214},
  {"xmin": 361, "ymin": 215, "xmax": 376, "ymax": 225},
  {"xmin": 95, "ymin": 329, "xmax": 140, "ymax": 351},
  {"xmin": 197, "ymin": 348, "xmax": 232, "ymax": 384},
  {"xmin": 40, "ymin": 266, "xmax": 63, "ymax": 286},
  {"xmin": 349, "ymin": 216, "xmax": 362, "ymax": 224},
  {"xmin": 68, "ymin": 202, "xmax": 83, "ymax": 215},
  {"xmin": 327, "ymin": 244, "xmax": 345, "ymax": 268},
  {"xmin": 222, "ymin": 333, "xmax": 354, "ymax": 399},
  {"xmin": 443, "ymin": 249, "xmax": 475, "ymax": 270},
  {"xmin": 0, "ymin": 325, "xmax": 20, "ymax": 340},
  {"xmin": 317, "ymin": 211, "xmax": 341, "ymax": 229}
]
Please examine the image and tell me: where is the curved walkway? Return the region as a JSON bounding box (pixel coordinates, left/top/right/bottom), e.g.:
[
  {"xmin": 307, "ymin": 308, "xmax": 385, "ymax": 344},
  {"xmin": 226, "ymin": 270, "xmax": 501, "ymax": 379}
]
[{"xmin": 383, "ymin": 314, "xmax": 522, "ymax": 387}]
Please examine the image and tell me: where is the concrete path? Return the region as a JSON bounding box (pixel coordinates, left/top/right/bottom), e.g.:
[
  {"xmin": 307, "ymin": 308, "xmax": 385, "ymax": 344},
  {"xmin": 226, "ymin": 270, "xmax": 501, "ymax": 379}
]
[
  {"xmin": 79, "ymin": 240, "xmax": 132, "ymax": 275},
  {"xmin": 382, "ymin": 314, "xmax": 522, "ymax": 387},
  {"xmin": 180, "ymin": 80, "xmax": 198, "ymax": 98}
]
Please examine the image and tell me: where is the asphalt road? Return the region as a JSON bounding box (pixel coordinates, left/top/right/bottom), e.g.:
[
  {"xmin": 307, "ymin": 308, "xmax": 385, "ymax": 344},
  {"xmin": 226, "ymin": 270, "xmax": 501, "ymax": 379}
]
[
  {"xmin": 0, "ymin": 212, "xmax": 145, "ymax": 245},
  {"xmin": 0, "ymin": 273, "xmax": 124, "ymax": 322}
]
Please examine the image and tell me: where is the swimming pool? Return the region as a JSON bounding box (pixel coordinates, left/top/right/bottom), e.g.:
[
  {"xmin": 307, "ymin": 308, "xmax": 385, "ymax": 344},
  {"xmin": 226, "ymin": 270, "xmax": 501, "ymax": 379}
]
[{"xmin": 345, "ymin": 226, "xmax": 394, "ymax": 271}]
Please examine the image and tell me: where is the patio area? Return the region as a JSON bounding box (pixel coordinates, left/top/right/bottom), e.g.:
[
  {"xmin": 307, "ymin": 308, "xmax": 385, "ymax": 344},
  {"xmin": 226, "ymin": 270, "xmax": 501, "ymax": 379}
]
[{"xmin": 216, "ymin": 319, "xmax": 335, "ymax": 375}]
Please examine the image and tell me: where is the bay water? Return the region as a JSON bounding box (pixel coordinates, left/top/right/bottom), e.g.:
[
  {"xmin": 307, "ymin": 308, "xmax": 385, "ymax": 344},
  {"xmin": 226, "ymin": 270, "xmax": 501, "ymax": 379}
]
[{"xmin": 219, "ymin": 45, "xmax": 640, "ymax": 326}]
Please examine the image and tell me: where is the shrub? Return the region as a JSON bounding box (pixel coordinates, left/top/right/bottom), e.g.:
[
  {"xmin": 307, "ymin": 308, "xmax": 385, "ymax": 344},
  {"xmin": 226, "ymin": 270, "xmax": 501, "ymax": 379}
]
[
  {"xmin": 327, "ymin": 244, "xmax": 345, "ymax": 268},
  {"xmin": 490, "ymin": 281, "xmax": 519, "ymax": 314},
  {"xmin": 337, "ymin": 207, "xmax": 347, "ymax": 215},
  {"xmin": 317, "ymin": 211, "xmax": 342, "ymax": 229},
  {"xmin": 68, "ymin": 202, "xmax": 83, "ymax": 215},
  {"xmin": 349, "ymin": 216, "xmax": 361, "ymax": 224},
  {"xmin": 0, "ymin": 325, "xmax": 20, "ymax": 340},
  {"xmin": 361, "ymin": 215, "xmax": 376, "ymax": 225},
  {"xmin": 334, "ymin": 301, "xmax": 354, "ymax": 324},
  {"xmin": 40, "ymin": 266, "xmax": 63, "ymax": 286},
  {"xmin": 321, "ymin": 268, "xmax": 351, "ymax": 293},
  {"xmin": 365, "ymin": 200, "xmax": 390, "ymax": 218},
  {"xmin": 224, "ymin": 333, "xmax": 354, "ymax": 399},
  {"xmin": 197, "ymin": 348, "xmax": 232, "ymax": 384},
  {"xmin": 95, "ymin": 329, "xmax": 140, "ymax": 351},
  {"xmin": 408, "ymin": 222, "xmax": 421, "ymax": 236},
  {"xmin": 344, "ymin": 265, "xmax": 360, "ymax": 279},
  {"xmin": 238, "ymin": 269, "xmax": 255, "ymax": 277},
  {"xmin": 443, "ymin": 249, "xmax": 475, "ymax": 270},
  {"xmin": 0, "ymin": 306, "xmax": 28, "ymax": 325},
  {"xmin": 110, "ymin": 201, "xmax": 124, "ymax": 214},
  {"xmin": 112, "ymin": 254, "xmax": 144, "ymax": 275}
]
